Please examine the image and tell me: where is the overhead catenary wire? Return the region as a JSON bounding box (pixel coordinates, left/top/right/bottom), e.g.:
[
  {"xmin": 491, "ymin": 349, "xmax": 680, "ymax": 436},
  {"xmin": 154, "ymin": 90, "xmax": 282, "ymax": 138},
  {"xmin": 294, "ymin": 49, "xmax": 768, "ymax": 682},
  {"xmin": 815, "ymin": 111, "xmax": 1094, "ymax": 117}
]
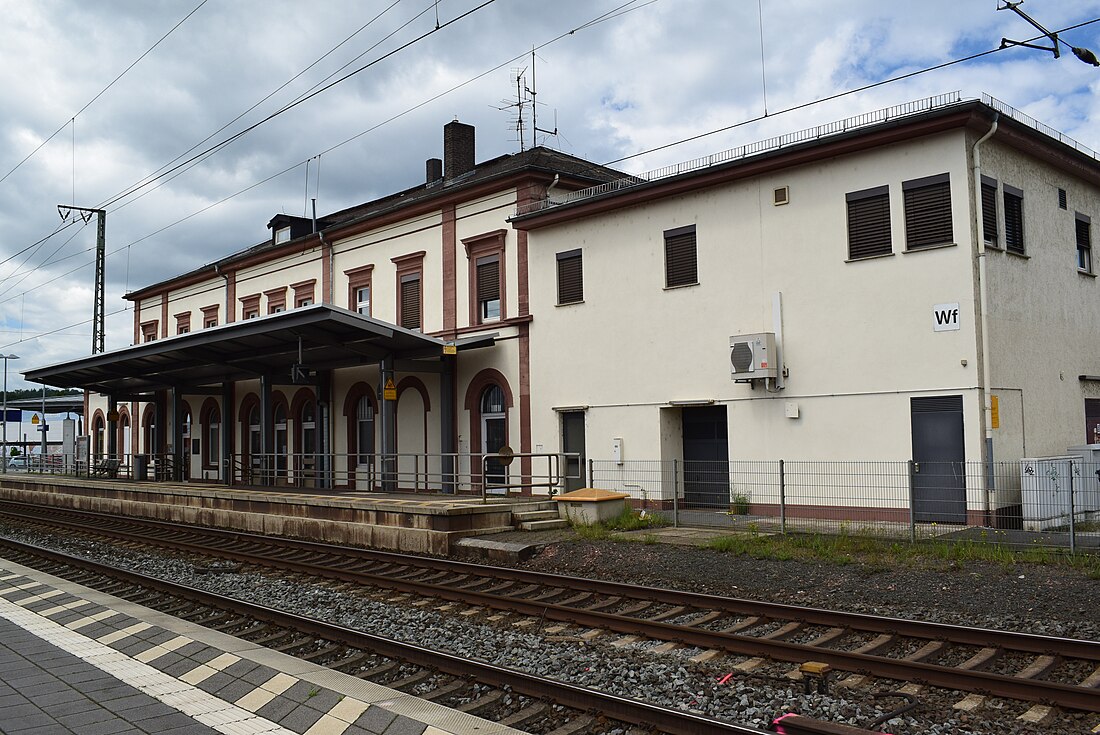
[
  {"xmin": 0, "ymin": 0, "xmax": 650, "ymax": 298},
  {"xmin": 0, "ymin": 0, "xmax": 210, "ymax": 187},
  {"xmin": 3, "ymin": 9, "xmax": 1098, "ymax": 350}
]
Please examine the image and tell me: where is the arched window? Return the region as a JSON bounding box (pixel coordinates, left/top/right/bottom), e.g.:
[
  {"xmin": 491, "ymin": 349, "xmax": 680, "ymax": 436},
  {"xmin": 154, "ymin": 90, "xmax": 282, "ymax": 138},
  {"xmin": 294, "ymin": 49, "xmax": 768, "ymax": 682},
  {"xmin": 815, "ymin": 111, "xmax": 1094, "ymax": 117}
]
[
  {"xmin": 481, "ymin": 385, "xmax": 507, "ymax": 486},
  {"xmin": 300, "ymin": 401, "xmax": 316, "ymax": 456},
  {"xmin": 119, "ymin": 412, "xmax": 131, "ymax": 460},
  {"xmin": 182, "ymin": 409, "xmax": 192, "ymax": 457},
  {"xmin": 93, "ymin": 415, "xmax": 105, "ymax": 459},
  {"xmin": 142, "ymin": 405, "xmax": 156, "ymax": 456},
  {"xmin": 201, "ymin": 402, "xmax": 220, "ymax": 470}
]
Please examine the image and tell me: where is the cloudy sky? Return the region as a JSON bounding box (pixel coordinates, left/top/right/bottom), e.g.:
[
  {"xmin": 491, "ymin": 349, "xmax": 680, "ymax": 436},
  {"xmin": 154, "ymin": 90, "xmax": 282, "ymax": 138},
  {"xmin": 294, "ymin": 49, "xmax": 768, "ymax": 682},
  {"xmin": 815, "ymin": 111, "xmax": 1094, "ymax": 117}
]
[{"xmin": 1, "ymin": 0, "xmax": 1099, "ymax": 386}]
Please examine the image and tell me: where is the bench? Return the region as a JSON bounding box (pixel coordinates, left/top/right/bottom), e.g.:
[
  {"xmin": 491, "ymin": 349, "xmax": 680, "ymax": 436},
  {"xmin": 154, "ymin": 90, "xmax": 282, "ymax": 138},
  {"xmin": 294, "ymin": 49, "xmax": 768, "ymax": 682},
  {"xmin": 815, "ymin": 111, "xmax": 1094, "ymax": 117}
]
[{"xmin": 91, "ymin": 458, "xmax": 121, "ymax": 478}]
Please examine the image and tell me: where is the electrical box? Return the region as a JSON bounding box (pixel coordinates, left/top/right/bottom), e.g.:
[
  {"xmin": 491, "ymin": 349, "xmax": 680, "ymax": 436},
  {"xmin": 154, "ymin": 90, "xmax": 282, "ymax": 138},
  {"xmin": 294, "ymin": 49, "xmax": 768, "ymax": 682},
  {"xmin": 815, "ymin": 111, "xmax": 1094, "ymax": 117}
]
[
  {"xmin": 730, "ymin": 333, "xmax": 778, "ymax": 380},
  {"xmin": 612, "ymin": 437, "xmax": 623, "ymax": 464}
]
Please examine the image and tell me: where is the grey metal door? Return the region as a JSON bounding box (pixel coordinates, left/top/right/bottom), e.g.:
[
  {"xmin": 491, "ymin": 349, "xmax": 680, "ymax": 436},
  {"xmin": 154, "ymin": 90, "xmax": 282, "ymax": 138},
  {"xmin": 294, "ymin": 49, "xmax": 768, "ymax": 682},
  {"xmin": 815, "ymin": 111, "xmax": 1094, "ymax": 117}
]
[
  {"xmin": 911, "ymin": 396, "xmax": 966, "ymax": 524},
  {"xmin": 682, "ymin": 406, "xmax": 729, "ymax": 508},
  {"xmin": 561, "ymin": 411, "xmax": 585, "ymax": 492}
]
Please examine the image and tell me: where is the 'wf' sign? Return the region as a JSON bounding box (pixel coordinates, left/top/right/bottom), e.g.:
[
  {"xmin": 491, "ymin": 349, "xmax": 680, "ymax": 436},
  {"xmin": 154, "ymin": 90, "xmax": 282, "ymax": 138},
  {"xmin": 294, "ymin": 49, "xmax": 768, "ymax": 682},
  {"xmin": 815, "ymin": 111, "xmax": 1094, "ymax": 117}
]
[{"xmin": 933, "ymin": 303, "xmax": 960, "ymax": 332}]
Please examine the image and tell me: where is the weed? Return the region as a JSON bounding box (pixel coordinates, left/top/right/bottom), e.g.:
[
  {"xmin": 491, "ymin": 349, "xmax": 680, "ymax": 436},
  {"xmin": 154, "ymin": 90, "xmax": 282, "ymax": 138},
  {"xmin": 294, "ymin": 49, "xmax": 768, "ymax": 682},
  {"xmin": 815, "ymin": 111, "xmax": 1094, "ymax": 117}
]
[{"xmin": 730, "ymin": 492, "xmax": 751, "ymax": 515}]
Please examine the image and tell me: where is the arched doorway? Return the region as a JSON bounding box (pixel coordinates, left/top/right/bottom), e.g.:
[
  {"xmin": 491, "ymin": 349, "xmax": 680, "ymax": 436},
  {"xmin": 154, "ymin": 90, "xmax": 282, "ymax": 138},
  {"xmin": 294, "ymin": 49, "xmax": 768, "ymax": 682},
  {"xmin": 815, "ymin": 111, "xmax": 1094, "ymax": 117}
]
[
  {"xmin": 274, "ymin": 404, "xmax": 288, "ymax": 482},
  {"xmin": 356, "ymin": 395, "xmax": 375, "ymax": 489},
  {"xmin": 481, "ymin": 384, "xmax": 507, "ymax": 489},
  {"xmin": 299, "ymin": 399, "xmax": 316, "ymax": 486},
  {"xmin": 92, "ymin": 413, "xmax": 105, "ymax": 460}
]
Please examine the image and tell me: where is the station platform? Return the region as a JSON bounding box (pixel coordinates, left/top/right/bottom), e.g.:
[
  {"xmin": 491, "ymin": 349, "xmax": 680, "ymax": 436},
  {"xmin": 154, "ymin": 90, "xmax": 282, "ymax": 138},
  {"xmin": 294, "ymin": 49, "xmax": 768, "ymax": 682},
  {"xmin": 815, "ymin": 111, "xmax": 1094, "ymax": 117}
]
[
  {"xmin": 0, "ymin": 557, "xmax": 523, "ymax": 735},
  {"xmin": 0, "ymin": 475, "xmax": 557, "ymax": 555}
]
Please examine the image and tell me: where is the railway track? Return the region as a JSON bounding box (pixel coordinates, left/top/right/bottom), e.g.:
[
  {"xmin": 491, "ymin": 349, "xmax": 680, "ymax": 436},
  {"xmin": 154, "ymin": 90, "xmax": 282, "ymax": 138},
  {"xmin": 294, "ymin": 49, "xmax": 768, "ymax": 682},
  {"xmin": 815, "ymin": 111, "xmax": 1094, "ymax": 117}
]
[
  {"xmin": 1, "ymin": 501, "xmax": 1098, "ymax": 723},
  {"xmin": 0, "ymin": 535, "xmax": 786, "ymax": 735}
]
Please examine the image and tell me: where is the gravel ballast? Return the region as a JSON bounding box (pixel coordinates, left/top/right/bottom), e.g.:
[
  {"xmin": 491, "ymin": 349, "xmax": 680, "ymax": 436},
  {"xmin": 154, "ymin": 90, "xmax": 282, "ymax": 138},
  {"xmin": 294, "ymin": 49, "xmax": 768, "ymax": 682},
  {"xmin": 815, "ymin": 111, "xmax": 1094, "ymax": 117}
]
[{"xmin": 0, "ymin": 520, "xmax": 1096, "ymax": 735}]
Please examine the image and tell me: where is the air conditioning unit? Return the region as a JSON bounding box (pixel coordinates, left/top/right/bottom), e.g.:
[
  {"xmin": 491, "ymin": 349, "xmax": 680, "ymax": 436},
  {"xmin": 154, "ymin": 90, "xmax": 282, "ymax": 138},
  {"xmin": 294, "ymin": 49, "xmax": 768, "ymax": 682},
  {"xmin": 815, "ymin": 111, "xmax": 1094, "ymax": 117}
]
[{"xmin": 730, "ymin": 333, "xmax": 777, "ymax": 380}]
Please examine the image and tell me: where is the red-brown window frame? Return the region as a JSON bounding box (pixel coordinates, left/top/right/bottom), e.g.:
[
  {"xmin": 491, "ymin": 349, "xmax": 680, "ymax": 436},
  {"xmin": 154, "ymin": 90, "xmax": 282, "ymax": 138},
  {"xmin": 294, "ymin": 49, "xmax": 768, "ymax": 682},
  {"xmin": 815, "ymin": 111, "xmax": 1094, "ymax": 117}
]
[
  {"xmin": 463, "ymin": 230, "xmax": 506, "ymax": 325},
  {"xmin": 201, "ymin": 304, "xmax": 219, "ymax": 329},
  {"xmin": 140, "ymin": 320, "xmax": 158, "ymax": 343},
  {"xmin": 345, "ymin": 264, "xmax": 374, "ymax": 315},
  {"xmin": 239, "ymin": 293, "xmax": 260, "ymax": 320},
  {"xmin": 291, "ymin": 279, "xmax": 316, "ymax": 308},
  {"xmin": 265, "ymin": 287, "xmax": 287, "ymax": 314},
  {"xmin": 175, "ymin": 312, "xmax": 191, "ymax": 335},
  {"xmin": 392, "ymin": 251, "xmax": 426, "ymax": 331}
]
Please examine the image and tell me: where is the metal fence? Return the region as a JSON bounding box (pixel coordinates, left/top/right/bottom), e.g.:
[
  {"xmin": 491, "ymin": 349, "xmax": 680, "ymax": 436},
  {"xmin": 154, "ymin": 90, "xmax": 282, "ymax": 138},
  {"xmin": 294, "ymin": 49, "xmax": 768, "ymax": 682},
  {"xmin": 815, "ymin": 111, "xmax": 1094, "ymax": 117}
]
[
  {"xmin": 589, "ymin": 458, "xmax": 1100, "ymax": 551},
  {"xmin": 8, "ymin": 450, "xmax": 576, "ymax": 503}
]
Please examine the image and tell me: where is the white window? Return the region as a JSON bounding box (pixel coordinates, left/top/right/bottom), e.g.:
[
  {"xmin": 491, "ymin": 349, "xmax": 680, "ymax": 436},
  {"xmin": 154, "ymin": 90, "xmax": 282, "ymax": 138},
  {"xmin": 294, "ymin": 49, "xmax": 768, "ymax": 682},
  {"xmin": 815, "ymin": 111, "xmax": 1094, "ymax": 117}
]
[
  {"xmin": 356, "ymin": 285, "xmax": 371, "ymax": 315},
  {"xmin": 275, "ymin": 227, "xmax": 291, "ymax": 244}
]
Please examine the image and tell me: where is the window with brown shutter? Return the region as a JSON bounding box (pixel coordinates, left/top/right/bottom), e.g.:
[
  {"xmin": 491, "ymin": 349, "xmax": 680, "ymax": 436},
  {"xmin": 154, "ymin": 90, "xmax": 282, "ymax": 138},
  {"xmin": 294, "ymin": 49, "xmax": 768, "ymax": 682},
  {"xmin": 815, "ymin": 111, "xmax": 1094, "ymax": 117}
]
[
  {"xmin": 664, "ymin": 225, "xmax": 697, "ymax": 287},
  {"xmin": 980, "ymin": 177, "xmax": 998, "ymax": 246},
  {"xmin": 1077, "ymin": 213, "xmax": 1092, "ymax": 273},
  {"xmin": 476, "ymin": 255, "xmax": 500, "ymax": 321},
  {"xmin": 1003, "ymin": 185, "xmax": 1024, "ymax": 254},
  {"xmin": 846, "ymin": 186, "xmax": 891, "ymax": 260},
  {"xmin": 903, "ymin": 173, "xmax": 952, "ymax": 250},
  {"xmin": 400, "ymin": 274, "xmax": 421, "ymax": 330},
  {"xmin": 556, "ymin": 249, "xmax": 583, "ymax": 304}
]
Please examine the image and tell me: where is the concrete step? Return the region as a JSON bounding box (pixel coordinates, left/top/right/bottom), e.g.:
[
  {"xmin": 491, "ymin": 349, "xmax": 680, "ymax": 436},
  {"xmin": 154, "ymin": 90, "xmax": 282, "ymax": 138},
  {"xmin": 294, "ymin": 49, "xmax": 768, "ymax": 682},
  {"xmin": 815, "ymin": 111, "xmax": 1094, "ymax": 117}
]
[
  {"xmin": 518, "ymin": 518, "xmax": 571, "ymax": 531},
  {"xmin": 512, "ymin": 509, "xmax": 560, "ymax": 522}
]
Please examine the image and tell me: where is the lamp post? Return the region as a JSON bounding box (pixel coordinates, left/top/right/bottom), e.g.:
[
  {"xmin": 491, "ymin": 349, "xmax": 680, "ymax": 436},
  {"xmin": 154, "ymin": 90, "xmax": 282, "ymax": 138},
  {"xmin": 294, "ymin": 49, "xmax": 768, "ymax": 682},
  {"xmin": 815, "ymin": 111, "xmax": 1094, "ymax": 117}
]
[{"xmin": 1, "ymin": 354, "xmax": 19, "ymax": 474}]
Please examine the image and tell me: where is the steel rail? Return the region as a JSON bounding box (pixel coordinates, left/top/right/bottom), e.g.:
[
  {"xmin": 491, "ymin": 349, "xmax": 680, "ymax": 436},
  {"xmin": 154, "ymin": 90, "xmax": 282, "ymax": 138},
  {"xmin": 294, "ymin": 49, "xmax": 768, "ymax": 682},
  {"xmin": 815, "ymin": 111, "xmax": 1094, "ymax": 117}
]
[
  {"xmin": 3, "ymin": 504, "xmax": 1099, "ymax": 712},
  {"xmin": 5, "ymin": 502, "xmax": 1094, "ymax": 660},
  {"xmin": 0, "ymin": 535, "xmax": 772, "ymax": 735}
]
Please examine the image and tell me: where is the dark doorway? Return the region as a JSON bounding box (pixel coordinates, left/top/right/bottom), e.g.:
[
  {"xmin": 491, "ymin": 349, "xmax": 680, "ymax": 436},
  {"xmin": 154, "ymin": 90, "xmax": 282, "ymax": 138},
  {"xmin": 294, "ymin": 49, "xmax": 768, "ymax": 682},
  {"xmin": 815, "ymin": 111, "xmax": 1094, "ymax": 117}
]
[
  {"xmin": 682, "ymin": 406, "xmax": 729, "ymax": 508},
  {"xmin": 911, "ymin": 395, "xmax": 966, "ymax": 523},
  {"xmin": 561, "ymin": 411, "xmax": 586, "ymax": 492}
]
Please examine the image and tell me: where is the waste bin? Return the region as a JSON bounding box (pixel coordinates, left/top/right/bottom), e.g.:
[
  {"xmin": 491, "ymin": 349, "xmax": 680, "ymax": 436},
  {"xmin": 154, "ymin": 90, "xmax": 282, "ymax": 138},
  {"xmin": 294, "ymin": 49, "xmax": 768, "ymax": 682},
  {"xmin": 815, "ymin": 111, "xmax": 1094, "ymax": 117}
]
[{"xmin": 133, "ymin": 454, "xmax": 148, "ymax": 480}]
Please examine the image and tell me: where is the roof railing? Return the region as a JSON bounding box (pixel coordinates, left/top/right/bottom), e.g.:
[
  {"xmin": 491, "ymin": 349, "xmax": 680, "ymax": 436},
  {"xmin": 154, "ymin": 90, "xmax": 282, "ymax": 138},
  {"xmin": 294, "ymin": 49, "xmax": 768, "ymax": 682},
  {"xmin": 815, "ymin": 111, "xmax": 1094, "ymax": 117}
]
[{"xmin": 517, "ymin": 91, "xmax": 1097, "ymax": 217}]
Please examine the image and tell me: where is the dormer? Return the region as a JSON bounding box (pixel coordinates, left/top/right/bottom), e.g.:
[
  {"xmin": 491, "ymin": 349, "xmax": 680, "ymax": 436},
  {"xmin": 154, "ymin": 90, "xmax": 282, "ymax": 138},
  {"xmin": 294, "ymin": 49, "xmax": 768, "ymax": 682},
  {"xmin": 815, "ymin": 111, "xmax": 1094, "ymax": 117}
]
[{"xmin": 267, "ymin": 214, "xmax": 314, "ymax": 245}]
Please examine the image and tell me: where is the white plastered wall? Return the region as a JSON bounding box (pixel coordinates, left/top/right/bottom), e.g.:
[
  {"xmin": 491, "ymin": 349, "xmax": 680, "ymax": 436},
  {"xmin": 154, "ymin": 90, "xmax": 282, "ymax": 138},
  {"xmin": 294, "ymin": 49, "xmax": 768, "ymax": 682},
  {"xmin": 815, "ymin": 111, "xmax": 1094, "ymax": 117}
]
[{"xmin": 527, "ymin": 131, "xmax": 984, "ymax": 501}]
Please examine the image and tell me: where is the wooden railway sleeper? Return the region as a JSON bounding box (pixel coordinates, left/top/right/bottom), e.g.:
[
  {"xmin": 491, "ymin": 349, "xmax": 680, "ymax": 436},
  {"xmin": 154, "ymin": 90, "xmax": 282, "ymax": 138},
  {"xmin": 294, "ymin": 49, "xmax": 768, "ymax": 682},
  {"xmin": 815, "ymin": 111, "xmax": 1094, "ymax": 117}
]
[
  {"xmin": 527, "ymin": 587, "xmax": 567, "ymax": 602},
  {"xmin": 648, "ymin": 605, "xmax": 690, "ymax": 622},
  {"xmin": 544, "ymin": 714, "xmax": 596, "ymax": 735},
  {"xmin": 455, "ymin": 688, "xmax": 505, "ymax": 714},
  {"xmin": 419, "ymin": 677, "xmax": 473, "ymax": 702},
  {"xmin": 499, "ymin": 701, "xmax": 550, "ymax": 728},
  {"xmin": 682, "ymin": 610, "xmax": 725, "ymax": 628},
  {"xmin": 721, "ymin": 615, "xmax": 767, "ymax": 634},
  {"xmin": 356, "ymin": 661, "xmax": 399, "ymax": 679},
  {"xmin": 300, "ymin": 644, "xmax": 344, "ymax": 662},
  {"xmin": 584, "ymin": 596, "xmax": 622, "ymax": 612},
  {"xmin": 557, "ymin": 592, "xmax": 594, "ymax": 606},
  {"xmin": 389, "ymin": 669, "xmax": 434, "ymax": 690},
  {"xmin": 614, "ymin": 600, "xmax": 655, "ymax": 616}
]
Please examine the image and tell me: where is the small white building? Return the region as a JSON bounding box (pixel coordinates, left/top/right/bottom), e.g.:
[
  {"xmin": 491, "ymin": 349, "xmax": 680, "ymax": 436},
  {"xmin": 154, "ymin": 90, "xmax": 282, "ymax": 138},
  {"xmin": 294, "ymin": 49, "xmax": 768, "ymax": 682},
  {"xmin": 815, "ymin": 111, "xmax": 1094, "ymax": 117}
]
[{"xmin": 25, "ymin": 93, "xmax": 1100, "ymax": 528}]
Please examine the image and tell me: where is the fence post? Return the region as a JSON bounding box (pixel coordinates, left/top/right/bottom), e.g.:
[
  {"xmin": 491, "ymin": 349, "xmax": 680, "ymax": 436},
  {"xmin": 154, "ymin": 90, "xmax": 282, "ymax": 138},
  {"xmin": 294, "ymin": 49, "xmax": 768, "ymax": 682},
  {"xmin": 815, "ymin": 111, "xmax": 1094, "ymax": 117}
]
[
  {"xmin": 907, "ymin": 459, "xmax": 916, "ymax": 544},
  {"xmin": 779, "ymin": 459, "xmax": 786, "ymax": 535},
  {"xmin": 1069, "ymin": 460, "xmax": 1077, "ymax": 555},
  {"xmin": 587, "ymin": 458, "xmax": 593, "ymax": 488},
  {"xmin": 672, "ymin": 459, "xmax": 679, "ymax": 528}
]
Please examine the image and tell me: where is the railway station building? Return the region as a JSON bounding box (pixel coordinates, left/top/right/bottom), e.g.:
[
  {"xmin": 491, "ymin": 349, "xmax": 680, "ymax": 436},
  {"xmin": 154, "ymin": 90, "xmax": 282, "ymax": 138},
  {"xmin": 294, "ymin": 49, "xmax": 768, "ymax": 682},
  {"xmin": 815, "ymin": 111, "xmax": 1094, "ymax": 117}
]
[{"xmin": 26, "ymin": 93, "xmax": 1100, "ymax": 528}]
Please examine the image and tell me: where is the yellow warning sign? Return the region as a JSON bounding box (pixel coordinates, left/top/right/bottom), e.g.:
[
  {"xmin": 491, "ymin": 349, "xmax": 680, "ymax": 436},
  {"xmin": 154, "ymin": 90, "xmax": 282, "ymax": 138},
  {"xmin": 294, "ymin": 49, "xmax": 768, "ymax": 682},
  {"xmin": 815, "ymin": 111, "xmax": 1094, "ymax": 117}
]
[
  {"xmin": 30, "ymin": 414, "xmax": 39, "ymax": 425},
  {"xmin": 990, "ymin": 395, "xmax": 1000, "ymax": 429},
  {"xmin": 443, "ymin": 343, "xmax": 457, "ymax": 355},
  {"xmin": 383, "ymin": 378, "xmax": 397, "ymax": 401}
]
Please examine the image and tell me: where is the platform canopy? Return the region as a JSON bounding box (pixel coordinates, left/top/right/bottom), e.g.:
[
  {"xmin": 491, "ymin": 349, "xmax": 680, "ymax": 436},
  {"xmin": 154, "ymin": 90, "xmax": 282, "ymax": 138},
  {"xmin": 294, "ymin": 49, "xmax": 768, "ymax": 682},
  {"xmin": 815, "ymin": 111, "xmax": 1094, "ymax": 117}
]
[{"xmin": 24, "ymin": 304, "xmax": 490, "ymax": 398}]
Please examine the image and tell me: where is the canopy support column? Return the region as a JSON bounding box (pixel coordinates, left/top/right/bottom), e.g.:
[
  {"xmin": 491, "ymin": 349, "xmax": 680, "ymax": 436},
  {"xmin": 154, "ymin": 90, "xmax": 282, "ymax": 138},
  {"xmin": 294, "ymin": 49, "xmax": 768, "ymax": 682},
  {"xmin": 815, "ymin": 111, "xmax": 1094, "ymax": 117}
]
[
  {"xmin": 106, "ymin": 396, "xmax": 118, "ymax": 462},
  {"xmin": 171, "ymin": 388, "xmax": 183, "ymax": 482},
  {"xmin": 221, "ymin": 382, "xmax": 232, "ymax": 484},
  {"xmin": 440, "ymin": 355, "xmax": 456, "ymax": 494},
  {"xmin": 260, "ymin": 374, "xmax": 273, "ymax": 486},
  {"xmin": 380, "ymin": 355, "xmax": 396, "ymax": 493}
]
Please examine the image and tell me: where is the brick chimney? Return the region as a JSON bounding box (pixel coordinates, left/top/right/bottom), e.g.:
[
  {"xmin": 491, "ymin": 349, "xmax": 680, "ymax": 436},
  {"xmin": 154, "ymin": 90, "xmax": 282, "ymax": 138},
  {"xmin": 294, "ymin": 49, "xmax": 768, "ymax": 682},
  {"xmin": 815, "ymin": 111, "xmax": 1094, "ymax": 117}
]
[
  {"xmin": 426, "ymin": 157, "xmax": 443, "ymax": 184},
  {"xmin": 444, "ymin": 120, "xmax": 475, "ymax": 181}
]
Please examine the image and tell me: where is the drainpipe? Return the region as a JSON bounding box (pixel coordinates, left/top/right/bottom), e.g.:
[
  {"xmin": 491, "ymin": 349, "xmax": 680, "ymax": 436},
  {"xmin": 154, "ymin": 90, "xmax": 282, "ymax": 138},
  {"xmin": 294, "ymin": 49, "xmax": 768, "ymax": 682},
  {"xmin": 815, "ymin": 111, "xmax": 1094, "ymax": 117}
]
[
  {"xmin": 973, "ymin": 112, "xmax": 999, "ymax": 526},
  {"xmin": 214, "ymin": 262, "xmax": 230, "ymax": 317}
]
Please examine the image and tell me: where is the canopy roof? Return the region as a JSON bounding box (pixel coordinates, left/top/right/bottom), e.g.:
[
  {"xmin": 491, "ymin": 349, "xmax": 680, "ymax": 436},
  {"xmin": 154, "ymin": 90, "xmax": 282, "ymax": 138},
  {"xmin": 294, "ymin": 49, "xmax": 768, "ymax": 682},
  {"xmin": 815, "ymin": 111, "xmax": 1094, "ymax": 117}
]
[{"xmin": 24, "ymin": 304, "xmax": 483, "ymax": 398}]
